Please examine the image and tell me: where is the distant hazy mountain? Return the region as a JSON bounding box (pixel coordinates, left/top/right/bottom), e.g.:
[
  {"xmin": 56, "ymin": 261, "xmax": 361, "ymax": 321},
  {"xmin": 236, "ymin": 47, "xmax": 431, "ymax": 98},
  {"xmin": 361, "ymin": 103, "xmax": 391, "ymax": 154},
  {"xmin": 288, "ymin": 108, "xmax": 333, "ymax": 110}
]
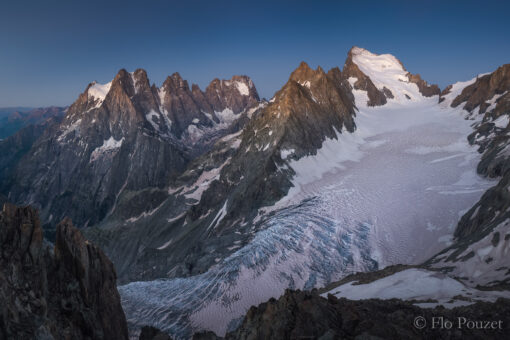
[{"xmin": 0, "ymin": 106, "xmax": 66, "ymax": 139}]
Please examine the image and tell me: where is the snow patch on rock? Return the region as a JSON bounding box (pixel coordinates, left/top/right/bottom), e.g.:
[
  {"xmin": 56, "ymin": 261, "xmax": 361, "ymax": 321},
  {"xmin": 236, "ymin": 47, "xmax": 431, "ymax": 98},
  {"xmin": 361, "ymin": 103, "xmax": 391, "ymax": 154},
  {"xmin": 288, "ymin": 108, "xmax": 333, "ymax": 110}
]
[
  {"xmin": 493, "ymin": 115, "xmax": 509, "ymax": 129},
  {"xmin": 88, "ymin": 81, "xmax": 112, "ymax": 108},
  {"xmin": 90, "ymin": 136, "xmax": 124, "ymax": 162},
  {"xmin": 235, "ymin": 81, "xmax": 249, "ymax": 96},
  {"xmin": 322, "ymin": 268, "xmax": 509, "ymax": 308}
]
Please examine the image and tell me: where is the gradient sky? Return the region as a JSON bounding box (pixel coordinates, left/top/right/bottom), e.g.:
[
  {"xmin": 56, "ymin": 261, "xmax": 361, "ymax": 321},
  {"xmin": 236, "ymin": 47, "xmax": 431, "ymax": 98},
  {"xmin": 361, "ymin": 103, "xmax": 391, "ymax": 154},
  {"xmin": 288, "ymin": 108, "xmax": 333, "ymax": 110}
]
[{"xmin": 1, "ymin": 0, "xmax": 509, "ymax": 107}]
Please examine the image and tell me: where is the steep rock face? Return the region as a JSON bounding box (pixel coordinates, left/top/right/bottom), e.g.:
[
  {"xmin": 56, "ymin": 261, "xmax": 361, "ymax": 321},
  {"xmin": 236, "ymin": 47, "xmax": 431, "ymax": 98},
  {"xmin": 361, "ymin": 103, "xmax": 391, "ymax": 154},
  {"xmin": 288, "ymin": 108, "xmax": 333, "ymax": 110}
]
[
  {"xmin": 0, "ymin": 203, "xmax": 128, "ymax": 340},
  {"xmin": 188, "ymin": 61, "xmax": 355, "ymax": 235},
  {"xmin": 8, "ymin": 69, "xmax": 187, "ymax": 229},
  {"xmin": 406, "ymin": 73, "xmax": 441, "ymax": 97},
  {"xmin": 158, "ymin": 73, "xmax": 259, "ymax": 143},
  {"xmin": 204, "ymin": 76, "xmax": 259, "ymax": 116},
  {"xmin": 159, "ymin": 72, "xmax": 210, "ymax": 138},
  {"xmin": 451, "ymin": 64, "xmax": 510, "ymax": 114},
  {"xmin": 4, "ymin": 69, "xmax": 259, "ymax": 230}
]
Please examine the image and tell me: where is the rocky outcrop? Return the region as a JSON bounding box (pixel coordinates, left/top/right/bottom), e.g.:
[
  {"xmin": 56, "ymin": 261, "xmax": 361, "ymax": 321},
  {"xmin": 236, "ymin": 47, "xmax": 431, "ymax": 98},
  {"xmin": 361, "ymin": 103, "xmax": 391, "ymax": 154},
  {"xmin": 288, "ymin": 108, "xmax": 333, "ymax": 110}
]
[
  {"xmin": 407, "ymin": 73, "xmax": 441, "ymax": 97},
  {"xmin": 438, "ymin": 85, "xmax": 453, "ymax": 103},
  {"xmin": 450, "ymin": 65, "xmax": 510, "ymax": 182},
  {"xmin": 139, "ymin": 326, "xmax": 173, "ymax": 340},
  {"xmin": 0, "ymin": 203, "xmax": 128, "ymax": 339},
  {"xmin": 204, "ymin": 76, "xmax": 259, "ymax": 114},
  {"xmin": 451, "ymin": 64, "xmax": 510, "ymax": 114},
  {"xmin": 169, "ymin": 62, "xmax": 354, "ymax": 277},
  {"xmin": 159, "ymin": 73, "xmax": 259, "ymax": 139},
  {"xmin": 438, "ymin": 63, "xmax": 510, "ymax": 180},
  {"xmin": 455, "ymin": 172, "xmax": 510, "ymax": 240},
  {"xmin": 446, "ymin": 64, "xmax": 510, "ymax": 177}
]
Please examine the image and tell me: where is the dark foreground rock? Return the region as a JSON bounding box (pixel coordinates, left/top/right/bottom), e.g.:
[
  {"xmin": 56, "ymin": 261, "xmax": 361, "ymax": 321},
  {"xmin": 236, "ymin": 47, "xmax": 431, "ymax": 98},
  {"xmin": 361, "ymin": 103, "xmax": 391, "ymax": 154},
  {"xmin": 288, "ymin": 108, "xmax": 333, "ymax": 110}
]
[
  {"xmin": 0, "ymin": 203, "xmax": 128, "ymax": 340},
  {"xmin": 140, "ymin": 288, "xmax": 509, "ymax": 340},
  {"xmin": 188, "ymin": 290, "xmax": 510, "ymax": 340},
  {"xmin": 139, "ymin": 326, "xmax": 173, "ymax": 340}
]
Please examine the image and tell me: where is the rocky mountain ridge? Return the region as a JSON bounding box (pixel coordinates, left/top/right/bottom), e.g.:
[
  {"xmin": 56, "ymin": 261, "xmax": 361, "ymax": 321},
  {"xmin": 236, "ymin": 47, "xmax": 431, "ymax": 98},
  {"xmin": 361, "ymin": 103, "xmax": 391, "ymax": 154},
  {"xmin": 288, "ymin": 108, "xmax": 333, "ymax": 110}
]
[
  {"xmin": 85, "ymin": 59, "xmax": 359, "ymax": 283},
  {"xmin": 2, "ymin": 69, "xmax": 260, "ymax": 234}
]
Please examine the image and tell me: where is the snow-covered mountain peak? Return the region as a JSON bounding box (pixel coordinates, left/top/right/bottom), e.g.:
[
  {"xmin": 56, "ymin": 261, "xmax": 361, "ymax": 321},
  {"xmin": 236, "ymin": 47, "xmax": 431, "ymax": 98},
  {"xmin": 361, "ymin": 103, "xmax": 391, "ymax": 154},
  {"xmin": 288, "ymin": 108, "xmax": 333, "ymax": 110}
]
[
  {"xmin": 350, "ymin": 46, "xmax": 403, "ymax": 67},
  {"xmin": 350, "ymin": 48, "xmax": 423, "ymax": 103},
  {"xmin": 344, "ymin": 47, "xmax": 440, "ymax": 107}
]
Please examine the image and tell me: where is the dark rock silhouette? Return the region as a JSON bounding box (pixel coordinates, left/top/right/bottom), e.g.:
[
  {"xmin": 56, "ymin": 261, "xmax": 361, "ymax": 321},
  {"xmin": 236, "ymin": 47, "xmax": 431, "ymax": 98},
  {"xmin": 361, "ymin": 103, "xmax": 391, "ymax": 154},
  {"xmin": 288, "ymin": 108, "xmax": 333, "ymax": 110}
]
[{"xmin": 0, "ymin": 203, "xmax": 128, "ymax": 340}]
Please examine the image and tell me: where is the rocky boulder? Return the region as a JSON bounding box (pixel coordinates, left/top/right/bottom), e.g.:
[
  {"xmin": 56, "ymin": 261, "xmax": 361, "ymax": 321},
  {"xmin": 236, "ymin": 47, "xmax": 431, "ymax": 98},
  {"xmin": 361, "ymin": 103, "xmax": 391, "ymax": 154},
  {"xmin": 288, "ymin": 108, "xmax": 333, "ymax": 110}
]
[
  {"xmin": 407, "ymin": 72, "xmax": 441, "ymax": 97},
  {"xmin": 452, "ymin": 64, "xmax": 510, "ymax": 113}
]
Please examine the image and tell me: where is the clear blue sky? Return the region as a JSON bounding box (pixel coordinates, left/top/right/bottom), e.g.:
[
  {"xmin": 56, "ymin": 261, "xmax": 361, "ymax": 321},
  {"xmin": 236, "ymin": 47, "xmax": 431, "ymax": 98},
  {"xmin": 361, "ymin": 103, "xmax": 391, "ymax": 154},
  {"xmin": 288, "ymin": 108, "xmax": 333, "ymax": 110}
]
[{"xmin": 1, "ymin": 0, "xmax": 509, "ymax": 107}]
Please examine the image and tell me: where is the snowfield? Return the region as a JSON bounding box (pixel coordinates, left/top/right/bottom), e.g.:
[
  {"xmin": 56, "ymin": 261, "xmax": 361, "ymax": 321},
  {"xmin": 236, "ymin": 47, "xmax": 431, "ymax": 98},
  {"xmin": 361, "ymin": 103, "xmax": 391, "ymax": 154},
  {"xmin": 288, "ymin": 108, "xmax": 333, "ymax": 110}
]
[
  {"xmin": 278, "ymin": 96, "xmax": 494, "ymax": 267},
  {"xmin": 322, "ymin": 268, "xmax": 509, "ymax": 309}
]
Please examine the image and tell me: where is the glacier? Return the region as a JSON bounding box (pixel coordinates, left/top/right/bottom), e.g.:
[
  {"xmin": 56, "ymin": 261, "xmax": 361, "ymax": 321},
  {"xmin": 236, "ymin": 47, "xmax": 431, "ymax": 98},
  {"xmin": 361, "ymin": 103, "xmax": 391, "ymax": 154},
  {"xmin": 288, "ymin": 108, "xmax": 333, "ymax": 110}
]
[{"xmin": 119, "ymin": 94, "xmax": 494, "ymax": 338}]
